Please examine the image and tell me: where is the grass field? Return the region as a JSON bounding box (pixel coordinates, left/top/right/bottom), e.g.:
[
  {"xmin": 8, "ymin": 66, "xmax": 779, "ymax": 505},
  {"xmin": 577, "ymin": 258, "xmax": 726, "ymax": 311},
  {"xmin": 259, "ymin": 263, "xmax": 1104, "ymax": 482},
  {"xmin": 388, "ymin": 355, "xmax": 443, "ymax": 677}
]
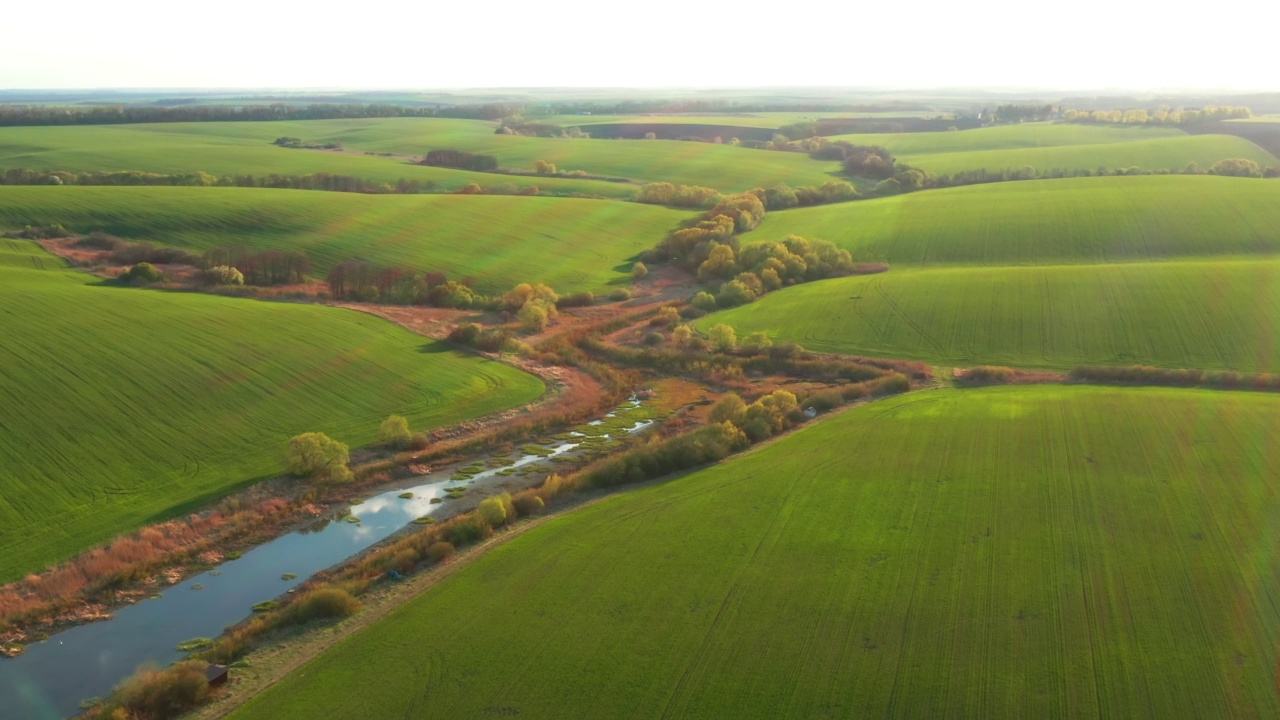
[
  {"xmin": 229, "ymin": 386, "xmax": 1280, "ymax": 719},
  {"xmin": 0, "ymin": 240, "xmax": 544, "ymax": 583},
  {"xmin": 0, "ymin": 118, "xmax": 844, "ymax": 193},
  {"xmin": 0, "ymin": 186, "xmax": 691, "ymax": 293},
  {"xmin": 543, "ymin": 111, "xmax": 952, "ymax": 128},
  {"xmin": 747, "ymin": 175, "xmax": 1280, "ymax": 267},
  {"xmin": 827, "ymin": 123, "xmax": 1276, "ymax": 173},
  {"xmin": 699, "ymin": 259, "xmax": 1280, "ymax": 371}
]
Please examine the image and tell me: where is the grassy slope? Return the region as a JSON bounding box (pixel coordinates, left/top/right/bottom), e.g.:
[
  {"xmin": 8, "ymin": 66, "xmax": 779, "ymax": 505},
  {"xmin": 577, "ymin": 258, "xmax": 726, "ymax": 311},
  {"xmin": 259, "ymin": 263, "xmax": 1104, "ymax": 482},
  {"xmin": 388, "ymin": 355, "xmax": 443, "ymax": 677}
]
[
  {"xmin": 0, "ymin": 241, "xmax": 543, "ymax": 582},
  {"xmin": 543, "ymin": 111, "xmax": 951, "ymax": 128},
  {"xmin": 0, "ymin": 119, "xmax": 842, "ymax": 193},
  {"xmin": 830, "ymin": 123, "xmax": 1187, "ymax": 153},
  {"xmin": 748, "ymin": 175, "xmax": 1280, "ymax": 267},
  {"xmin": 699, "ymin": 260, "xmax": 1280, "ymax": 372},
  {"xmin": 0, "ymin": 122, "xmax": 635, "ymax": 199},
  {"xmin": 0, "ymin": 187, "xmax": 691, "ymax": 293},
  {"xmin": 230, "ymin": 386, "xmax": 1280, "ymax": 720},
  {"xmin": 907, "ymin": 136, "xmax": 1276, "ymax": 175},
  {"xmin": 827, "ymin": 123, "xmax": 1275, "ymax": 173}
]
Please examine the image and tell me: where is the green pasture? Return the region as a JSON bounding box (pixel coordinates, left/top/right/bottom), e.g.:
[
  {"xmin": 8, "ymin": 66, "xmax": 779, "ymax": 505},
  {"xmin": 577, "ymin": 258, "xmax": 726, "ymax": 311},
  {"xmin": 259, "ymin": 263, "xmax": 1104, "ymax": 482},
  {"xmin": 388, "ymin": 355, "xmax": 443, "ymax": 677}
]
[
  {"xmin": 827, "ymin": 123, "xmax": 1275, "ymax": 173},
  {"xmin": 231, "ymin": 386, "xmax": 1280, "ymax": 719},
  {"xmin": 700, "ymin": 259, "xmax": 1280, "ymax": 372},
  {"xmin": 542, "ymin": 111, "xmax": 952, "ymax": 128},
  {"xmin": 0, "ymin": 118, "xmax": 843, "ymax": 193},
  {"xmin": 0, "ymin": 186, "xmax": 691, "ymax": 293},
  {"xmin": 749, "ymin": 175, "xmax": 1280, "ymax": 267},
  {"xmin": 828, "ymin": 122, "xmax": 1186, "ymax": 153},
  {"xmin": 0, "ymin": 240, "xmax": 543, "ymax": 582},
  {"xmin": 0, "ymin": 121, "xmax": 635, "ymax": 199}
]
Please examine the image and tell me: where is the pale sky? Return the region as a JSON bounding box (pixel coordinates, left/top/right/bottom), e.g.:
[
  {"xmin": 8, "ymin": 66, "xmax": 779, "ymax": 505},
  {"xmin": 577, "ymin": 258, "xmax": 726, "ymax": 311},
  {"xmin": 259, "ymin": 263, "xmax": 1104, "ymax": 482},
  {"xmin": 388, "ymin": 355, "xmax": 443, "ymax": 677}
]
[{"xmin": 3, "ymin": 0, "xmax": 1277, "ymax": 91}]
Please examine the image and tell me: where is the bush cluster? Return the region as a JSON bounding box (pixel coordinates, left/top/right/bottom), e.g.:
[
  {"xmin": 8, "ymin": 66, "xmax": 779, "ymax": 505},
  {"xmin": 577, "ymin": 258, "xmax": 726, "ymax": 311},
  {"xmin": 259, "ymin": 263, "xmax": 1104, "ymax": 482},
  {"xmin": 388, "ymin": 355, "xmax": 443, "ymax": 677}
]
[{"xmin": 1068, "ymin": 365, "xmax": 1280, "ymax": 391}]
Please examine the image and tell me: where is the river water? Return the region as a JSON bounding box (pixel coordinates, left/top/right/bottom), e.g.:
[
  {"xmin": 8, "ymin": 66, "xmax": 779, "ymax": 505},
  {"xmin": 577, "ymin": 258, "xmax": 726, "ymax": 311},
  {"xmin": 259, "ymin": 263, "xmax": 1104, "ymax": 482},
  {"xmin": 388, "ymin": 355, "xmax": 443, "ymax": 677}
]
[{"xmin": 0, "ymin": 402, "xmax": 650, "ymax": 719}]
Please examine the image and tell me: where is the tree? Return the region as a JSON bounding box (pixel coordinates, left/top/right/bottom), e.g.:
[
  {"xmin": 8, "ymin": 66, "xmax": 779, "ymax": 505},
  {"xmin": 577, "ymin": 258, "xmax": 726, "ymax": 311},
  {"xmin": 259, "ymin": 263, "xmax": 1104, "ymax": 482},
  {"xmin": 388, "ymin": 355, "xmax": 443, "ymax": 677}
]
[
  {"xmin": 379, "ymin": 415, "xmax": 411, "ymax": 448},
  {"xmin": 534, "ymin": 159, "xmax": 557, "ymax": 175},
  {"xmin": 631, "ymin": 261, "xmax": 649, "ymax": 279},
  {"xmin": 709, "ymin": 324, "xmax": 737, "ymax": 351},
  {"xmin": 1210, "ymin": 158, "xmax": 1263, "ymax": 178},
  {"xmin": 285, "ymin": 432, "xmax": 352, "ymax": 483},
  {"xmin": 697, "ymin": 244, "xmax": 738, "ymax": 281}
]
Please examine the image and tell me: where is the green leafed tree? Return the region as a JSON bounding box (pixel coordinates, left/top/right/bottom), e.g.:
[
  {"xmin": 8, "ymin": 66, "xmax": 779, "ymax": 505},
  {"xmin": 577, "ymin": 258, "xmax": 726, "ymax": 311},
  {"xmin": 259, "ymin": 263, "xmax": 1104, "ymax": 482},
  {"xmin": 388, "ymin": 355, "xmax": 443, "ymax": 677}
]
[
  {"xmin": 286, "ymin": 432, "xmax": 353, "ymax": 483},
  {"xmin": 379, "ymin": 415, "xmax": 411, "ymax": 448}
]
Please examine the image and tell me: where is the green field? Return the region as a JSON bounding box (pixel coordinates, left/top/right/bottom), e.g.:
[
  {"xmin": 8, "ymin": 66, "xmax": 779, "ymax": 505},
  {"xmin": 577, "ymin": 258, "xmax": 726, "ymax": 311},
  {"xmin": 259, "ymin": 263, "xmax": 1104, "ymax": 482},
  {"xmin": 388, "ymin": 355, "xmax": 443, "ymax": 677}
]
[
  {"xmin": 0, "ymin": 186, "xmax": 691, "ymax": 293},
  {"xmin": 543, "ymin": 111, "xmax": 952, "ymax": 128},
  {"xmin": 747, "ymin": 175, "xmax": 1280, "ymax": 267},
  {"xmin": 699, "ymin": 260, "xmax": 1280, "ymax": 371},
  {"xmin": 0, "ymin": 122, "xmax": 636, "ymax": 199},
  {"xmin": 230, "ymin": 386, "xmax": 1280, "ymax": 719},
  {"xmin": 827, "ymin": 123, "xmax": 1275, "ymax": 174},
  {"xmin": 0, "ymin": 240, "xmax": 544, "ymax": 583},
  {"xmin": 0, "ymin": 118, "xmax": 844, "ymax": 193}
]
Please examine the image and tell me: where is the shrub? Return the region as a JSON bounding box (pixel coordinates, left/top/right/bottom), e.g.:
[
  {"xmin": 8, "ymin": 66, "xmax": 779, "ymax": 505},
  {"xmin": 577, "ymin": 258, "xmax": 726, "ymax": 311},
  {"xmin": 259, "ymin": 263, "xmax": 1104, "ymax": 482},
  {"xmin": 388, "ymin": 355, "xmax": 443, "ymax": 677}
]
[
  {"xmin": 511, "ymin": 493, "xmax": 545, "ymax": 516},
  {"xmin": 1210, "ymin": 158, "xmax": 1263, "ymax": 178},
  {"xmin": 109, "ymin": 661, "xmax": 209, "ymax": 720},
  {"xmin": 426, "ymin": 541, "xmax": 456, "ymax": 562},
  {"xmin": 671, "ymin": 324, "xmax": 694, "ymax": 346},
  {"xmin": 556, "ymin": 291, "xmax": 594, "ymax": 308},
  {"xmin": 379, "ymin": 415, "xmax": 411, "ymax": 448},
  {"xmin": 119, "ymin": 262, "xmax": 164, "ymax": 284},
  {"xmin": 518, "ymin": 301, "xmax": 551, "ymax": 332},
  {"xmin": 110, "ymin": 242, "xmax": 203, "ymax": 267},
  {"xmin": 77, "ymin": 230, "xmax": 125, "ymax": 250},
  {"xmin": 708, "ymin": 324, "xmax": 737, "ymax": 351},
  {"xmin": 691, "ymin": 291, "xmax": 718, "ymax": 312},
  {"xmin": 476, "ymin": 496, "xmax": 509, "ymax": 528},
  {"xmin": 609, "ymin": 288, "xmax": 631, "ymax": 302},
  {"xmin": 631, "ymin": 261, "xmax": 649, "ymax": 279},
  {"xmin": 289, "ymin": 587, "xmax": 360, "ymax": 623},
  {"xmin": 195, "ymin": 265, "xmax": 244, "ymax": 286},
  {"xmin": 285, "ymin": 432, "xmax": 352, "ymax": 483},
  {"xmin": 443, "ymin": 516, "xmax": 490, "ymax": 546},
  {"xmin": 709, "ymin": 394, "xmax": 747, "ymax": 424},
  {"xmin": 14, "ymin": 223, "xmax": 70, "ymax": 239},
  {"xmin": 643, "ymin": 332, "xmax": 665, "ymax": 346},
  {"xmin": 956, "ymin": 366, "xmax": 1017, "ymax": 386},
  {"xmin": 741, "ymin": 332, "xmax": 773, "ymax": 352}
]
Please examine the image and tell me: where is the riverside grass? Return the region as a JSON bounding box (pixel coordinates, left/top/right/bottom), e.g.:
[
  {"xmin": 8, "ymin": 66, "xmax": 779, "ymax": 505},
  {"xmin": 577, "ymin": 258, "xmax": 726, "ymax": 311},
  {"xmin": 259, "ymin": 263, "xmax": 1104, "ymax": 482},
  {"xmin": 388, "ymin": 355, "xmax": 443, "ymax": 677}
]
[
  {"xmin": 229, "ymin": 386, "xmax": 1280, "ymax": 720},
  {"xmin": 0, "ymin": 186, "xmax": 691, "ymax": 294},
  {"xmin": 0, "ymin": 117, "xmax": 843, "ymax": 193},
  {"xmin": 0, "ymin": 241, "xmax": 544, "ymax": 583},
  {"xmin": 747, "ymin": 175, "xmax": 1280, "ymax": 267},
  {"xmin": 699, "ymin": 259, "xmax": 1280, "ymax": 372},
  {"xmin": 827, "ymin": 122, "xmax": 1276, "ymax": 174}
]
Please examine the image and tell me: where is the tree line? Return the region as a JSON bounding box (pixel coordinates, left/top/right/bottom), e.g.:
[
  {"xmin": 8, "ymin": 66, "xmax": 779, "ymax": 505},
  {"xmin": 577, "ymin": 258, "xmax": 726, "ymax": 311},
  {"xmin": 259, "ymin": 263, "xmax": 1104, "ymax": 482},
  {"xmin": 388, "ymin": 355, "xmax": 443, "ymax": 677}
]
[
  {"xmin": 639, "ymin": 192, "xmax": 864, "ymax": 312},
  {"xmin": 419, "ymin": 149, "xmax": 500, "ymax": 172},
  {"xmin": 0, "ymin": 102, "xmax": 523, "ymax": 127},
  {"xmin": 0, "ymin": 167, "xmax": 612, "ymax": 198}
]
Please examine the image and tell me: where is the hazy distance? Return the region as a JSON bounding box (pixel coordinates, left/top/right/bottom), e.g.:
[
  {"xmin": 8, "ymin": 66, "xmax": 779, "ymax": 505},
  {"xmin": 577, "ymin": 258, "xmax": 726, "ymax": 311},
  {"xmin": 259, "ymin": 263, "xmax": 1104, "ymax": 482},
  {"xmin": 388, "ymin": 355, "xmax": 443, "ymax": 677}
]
[{"xmin": 2, "ymin": 0, "xmax": 1274, "ymax": 91}]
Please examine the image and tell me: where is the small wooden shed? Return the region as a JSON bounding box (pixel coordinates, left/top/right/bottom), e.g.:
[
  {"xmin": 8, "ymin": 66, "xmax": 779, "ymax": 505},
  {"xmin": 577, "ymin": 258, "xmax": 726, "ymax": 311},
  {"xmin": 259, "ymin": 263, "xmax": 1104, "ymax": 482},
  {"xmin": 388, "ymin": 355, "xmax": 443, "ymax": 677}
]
[{"xmin": 206, "ymin": 664, "xmax": 229, "ymax": 687}]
